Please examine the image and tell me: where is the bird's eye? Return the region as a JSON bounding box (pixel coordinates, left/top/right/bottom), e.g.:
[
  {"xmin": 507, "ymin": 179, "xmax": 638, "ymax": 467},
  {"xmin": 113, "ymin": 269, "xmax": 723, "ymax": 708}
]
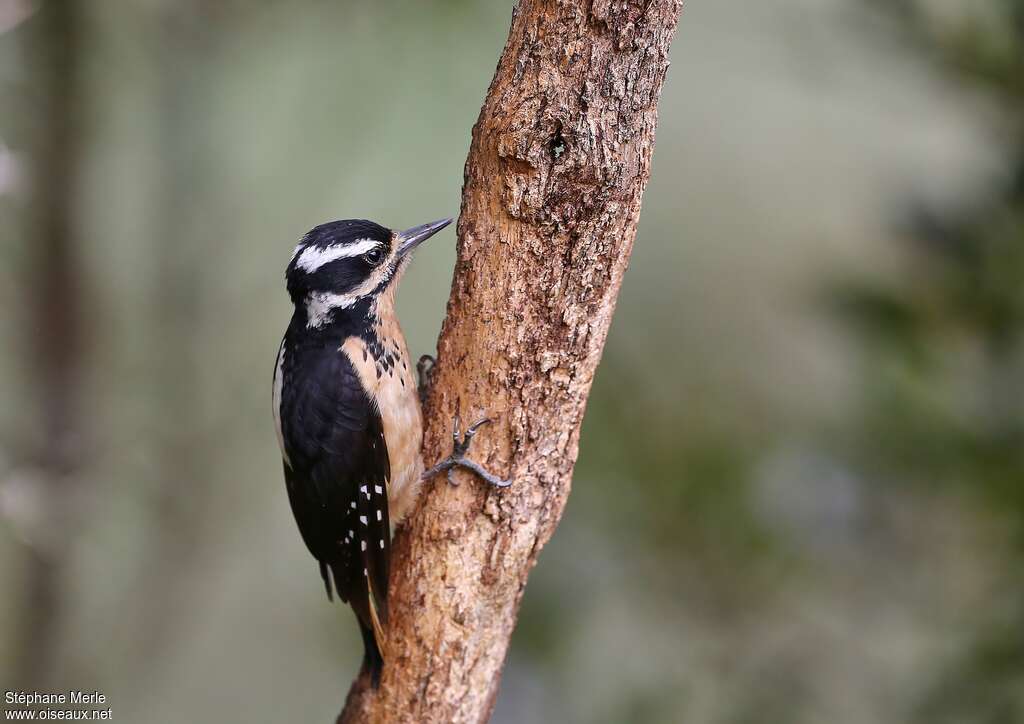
[{"xmin": 362, "ymin": 247, "xmax": 384, "ymax": 265}]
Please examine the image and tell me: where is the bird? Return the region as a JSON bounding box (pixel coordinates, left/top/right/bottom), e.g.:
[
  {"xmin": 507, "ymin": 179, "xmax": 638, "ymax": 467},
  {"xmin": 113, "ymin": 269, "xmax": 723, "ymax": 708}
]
[{"xmin": 272, "ymin": 217, "xmax": 509, "ymax": 686}]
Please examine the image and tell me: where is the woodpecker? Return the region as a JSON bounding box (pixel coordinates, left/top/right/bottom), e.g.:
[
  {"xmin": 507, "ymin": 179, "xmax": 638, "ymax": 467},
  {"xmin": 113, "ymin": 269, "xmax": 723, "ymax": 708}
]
[{"xmin": 272, "ymin": 217, "xmax": 508, "ymax": 685}]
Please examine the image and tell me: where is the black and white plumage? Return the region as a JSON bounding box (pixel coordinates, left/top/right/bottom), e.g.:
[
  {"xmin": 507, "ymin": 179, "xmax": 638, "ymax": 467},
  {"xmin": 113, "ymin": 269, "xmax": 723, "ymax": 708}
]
[{"xmin": 273, "ymin": 218, "xmax": 450, "ymax": 684}]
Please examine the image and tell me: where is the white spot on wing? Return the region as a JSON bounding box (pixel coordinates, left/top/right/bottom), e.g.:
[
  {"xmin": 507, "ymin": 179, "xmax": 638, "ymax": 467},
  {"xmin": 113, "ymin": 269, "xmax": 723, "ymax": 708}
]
[{"xmin": 359, "ymin": 515, "xmax": 367, "ymax": 525}]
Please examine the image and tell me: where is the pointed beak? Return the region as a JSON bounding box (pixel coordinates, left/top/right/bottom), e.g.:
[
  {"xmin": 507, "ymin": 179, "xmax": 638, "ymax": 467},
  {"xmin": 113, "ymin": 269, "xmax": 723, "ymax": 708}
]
[{"xmin": 396, "ymin": 217, "xmax": 452, "ymax": 258}]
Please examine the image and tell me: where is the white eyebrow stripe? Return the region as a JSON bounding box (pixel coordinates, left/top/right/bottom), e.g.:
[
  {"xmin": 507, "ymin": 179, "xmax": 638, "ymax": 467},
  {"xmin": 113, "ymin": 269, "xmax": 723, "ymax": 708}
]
[{"xmin": 295, "ymin": 238, "xmax": 381, "ymax": 273}]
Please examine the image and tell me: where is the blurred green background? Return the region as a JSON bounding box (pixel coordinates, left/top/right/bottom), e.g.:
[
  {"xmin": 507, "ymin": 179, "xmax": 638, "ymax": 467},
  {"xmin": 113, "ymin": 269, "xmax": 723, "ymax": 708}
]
[{"xmin": 2, "ymin": 1, "xmax": 1022, "ymax": 722}]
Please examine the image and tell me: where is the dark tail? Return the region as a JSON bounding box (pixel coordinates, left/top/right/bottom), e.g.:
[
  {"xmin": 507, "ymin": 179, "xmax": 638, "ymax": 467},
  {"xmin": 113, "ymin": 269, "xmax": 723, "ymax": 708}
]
[
  {"xmin": 328, "ymin": 559, "xmax": 384, "ymax": 688},
  {"xmin": 358, "ymin": 619, "xmax": 384, "ymax": 687},
  {"xmin": 320, "ymin": 560, "xmax": 333, "ymax": 601}
]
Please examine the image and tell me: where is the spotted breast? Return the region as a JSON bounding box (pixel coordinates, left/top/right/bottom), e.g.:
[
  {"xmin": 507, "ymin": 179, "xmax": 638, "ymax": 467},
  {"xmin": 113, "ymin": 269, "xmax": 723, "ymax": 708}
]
[{"xmin": 341, "ymin": 285, "xmax": 424, "ymax": 525}]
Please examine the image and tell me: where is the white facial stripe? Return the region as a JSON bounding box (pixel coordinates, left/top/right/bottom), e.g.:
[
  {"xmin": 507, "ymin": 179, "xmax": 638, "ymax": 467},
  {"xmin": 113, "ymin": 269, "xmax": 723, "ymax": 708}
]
[
  {"xmin": 295, "ymin": 238, "xmax": 381, "ymax": 273},
  {"xmin": 350, "ymin": 260, "xmax": 396, "ymax": 299},
  {"xmin": 306, "ymin": 291, "xmax": 357, "ymax": 328}
]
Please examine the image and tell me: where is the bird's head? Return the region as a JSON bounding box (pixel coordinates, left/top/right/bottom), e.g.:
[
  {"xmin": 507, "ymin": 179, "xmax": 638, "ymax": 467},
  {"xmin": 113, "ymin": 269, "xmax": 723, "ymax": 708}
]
[{"xmin": 285, "ymin": 217, "xmax": 451, "ymax": 328}]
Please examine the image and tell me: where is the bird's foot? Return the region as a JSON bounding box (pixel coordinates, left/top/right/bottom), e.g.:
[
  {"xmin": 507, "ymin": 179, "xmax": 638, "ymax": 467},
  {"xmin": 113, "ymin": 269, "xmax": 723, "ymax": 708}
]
[
  {"xmin": 417, "ymin": 355, "xmax": 435, "ymax": 403},
  {"xmin": 422, "ymin": 417, "xmax": 511, "ymax": 488}
]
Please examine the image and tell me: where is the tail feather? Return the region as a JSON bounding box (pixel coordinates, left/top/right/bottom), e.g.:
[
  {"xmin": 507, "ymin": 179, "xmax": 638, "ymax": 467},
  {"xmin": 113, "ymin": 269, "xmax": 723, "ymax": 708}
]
[
  {"xmin": 320, "ymin": 560, "xmax": 333, "ymax": 601},
  {"xmin": 329, "ymin": 559, "xmax": 385, "ymax": 688},
  {"xmin": 358, "ymin": 619, "xmax": 384, "ymax": 687}
]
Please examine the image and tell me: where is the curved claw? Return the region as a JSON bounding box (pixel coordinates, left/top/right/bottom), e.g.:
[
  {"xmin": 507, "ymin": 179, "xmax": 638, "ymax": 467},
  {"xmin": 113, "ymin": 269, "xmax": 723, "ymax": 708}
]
[
  {"xmin": 465, "ymin": 417, "xmax": 493, "ymax": 437},
  {"xmin": 417, "ymin": 355, "xmax": 436, "ymax": 402},
  {"xmin": 417, "ymin": 354, "xmax": 435, "ymax": 376},
  {"xmin": 452, "ymin": 456, "xmax": 511, "ymax": 488},
  {"xmin": 420, "ymin": 415, "xmax": 511, "ymax": 489},
  {"xmin": 455, "ymin": 417, "xmax": 493, "ymax": 456}
]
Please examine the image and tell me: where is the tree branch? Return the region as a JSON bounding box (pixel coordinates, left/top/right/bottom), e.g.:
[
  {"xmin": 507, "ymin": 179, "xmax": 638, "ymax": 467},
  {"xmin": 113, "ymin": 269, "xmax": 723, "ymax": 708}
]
[{"xmin": 340, "ymin": 1, "xmax": 682, "ymax": 721}]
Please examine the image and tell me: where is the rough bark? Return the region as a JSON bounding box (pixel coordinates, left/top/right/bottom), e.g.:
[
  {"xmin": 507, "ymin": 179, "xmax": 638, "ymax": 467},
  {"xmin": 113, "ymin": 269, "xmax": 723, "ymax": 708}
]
[{"xmin": 339, "ymin": 1, "xmax": 682, "ymax": 721}]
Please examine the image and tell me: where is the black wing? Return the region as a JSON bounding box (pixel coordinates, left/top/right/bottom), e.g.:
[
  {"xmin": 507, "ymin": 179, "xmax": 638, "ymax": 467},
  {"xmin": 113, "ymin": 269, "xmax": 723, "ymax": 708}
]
[{"xmin": 278, "ymin": 340, "xmax": 391, "ymax": 622}]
